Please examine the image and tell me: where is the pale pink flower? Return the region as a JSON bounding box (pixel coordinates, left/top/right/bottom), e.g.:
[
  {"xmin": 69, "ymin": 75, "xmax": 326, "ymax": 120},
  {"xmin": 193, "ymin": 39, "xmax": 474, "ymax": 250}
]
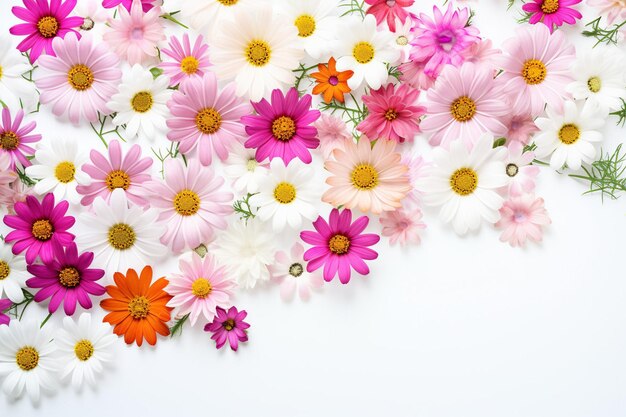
[
  {"xmin": 269, "ymin": 242, "xmax": 323, "ymax": 302},
  {"xmin": 314, "ymin": 113, "xmax": 353, "ymax": 160},
  {"xmin": 398, "ymin": 59, "xmax": 437, "ymax": 90},
  {"xmin": 460, "ymin": 39, "xmax": 501, "ymax": 69},
  {"xmin": 379, "ymin": 207, "xmax": 426, "ymax": 246},
  {"xmin": 0, "ymin": 146, "xmax": 17, "ymax": 186},
  {"xmin": 504, "ymin": 142, "xmax": 539, "ymax": 197},
  {"xmin": 402, "ymin": 151, "xmax": 429, "ymax": 206},
  {"xmin": 0, "ymin": 179, "xmax": 32, "ymax": 213},
  {"xmin": 496, "ymin": 194, "xmax": 551, "ymax": 247},
  {"xmin": 502, "ymin": 112, "xmax": 539, "ymax": 145},
  {"xmin": 159, "ymin": 34, "xmax": 211, "ymax": 87},
  {"xmin": 588, "ymin": 0, "xmax": 626, "ymax": 25}
]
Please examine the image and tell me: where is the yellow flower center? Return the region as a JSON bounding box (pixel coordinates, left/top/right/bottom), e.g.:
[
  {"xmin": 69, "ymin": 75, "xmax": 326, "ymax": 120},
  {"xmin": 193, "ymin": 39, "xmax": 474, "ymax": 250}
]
[
  {"xmin": 180, "ymin": 56, "xmax": 200, "ymax": 75},
  {"xmin": 37, "ymin": 16, "xmax": 59, "ymax": 38},
  {"xmin": 396, "ymin": 35, "xmax": 408, "ymax": 46},
  {"xmin": 54, "ymin": 161, "xmax": 76, "ymax": 184},
  {"xmin": 521, "ymin": 59, "xmax": 547, "ymax": 85},
  {"xmin": 450, "ymin": 167, "xmax": 478, "ymax": 196},
  {"xmin": 450, "ymin": 96, "xmax": 476, "ymax": 122},
  {"xmin": 191, "ymin": 278, "xmax": 212, "ymax": 298},
  {"xmin": 67, "ymin": 64, "xmax": 94, "ymax": 91},
  {"xmin": 0, "ymin": 131, "xmax": 19, "ymax": 151},
  {"xmin": 173, "ymin": 190, "xmax": 200, "ymax": 216},
  {"xmin": 59, "ymin": 267, "xmax": 81, "ymax": 288},
  {"xmin": 289, "ymin": 263, "xmax": 304, "ymax": 277},
  {"xmin": 128, "ymin": 296, "xmax": 150, "ymax": 319},
  {"xmin": 0, "ymin": 260, "xmax": 9, "ymax": 280},
  {"xmin": 108, "ymin": 223, "xmax": 136, "ymax": 250},
  {"xmin": 32, "ymin": 219, "xmax": 53, "ymax": 241},
  {"xmin": 541, "ymin": 0, "xmax": 559, "ymax": 13},
  {"xmin": 506, "ymin": 163, "xmax": 519, "ymax": 177},
  {"xmin": 195, "ymin": 108, "xmax": 222, "ymax": 134},
  {"xmin": 587, "ymin": 76, "xmax": 602, "ymax": 93},
  {"xmin": 273, "ymin": 182, "xmax": 296, "ymax": 204},
  {"xmin": 246, "ymin": 158, "xmax": 257, "ymax": 172},
  {"xmin": 0, "ymin": 65, "xmax": 3, "ymax": 80},
  {"xmin": 272, "ymin": 116, "xmax": 297, "ymax": 141},
  {"xmin": 217, "ymin": 0, "xmax": 238, "ymax": 5},
  {"xmin": 294, "ymin": 15, "xmax": 316, "ymax": 37},
  {"xmin": 105, "ymin": 170, "xmax": 130, "ymax": 191},
  {"xmin": 131, "ymin": 91, "xmax": 153, "ymax": 113},
  {"xmin": 353, "ymin": 42, "xmax": 375, "ymax": 64},
  {"xmin": 74, "ymin": 339, "xmax": 94, "ymax": 361},
  {"xmin": 558, "ymin": 124, "xmax": 580, "ymax": 145},
  {"xmin": 16, "ymin": 346, "xmax": 39, "ymax": 371},
  {"xmin": 223, "ymin": 318, "xmax": 235, "ymax": 331},
  {"xmin": 384, "ymin": 109, "xmax": 398, "ymax": 121},
  {"xmin": 351, "ymin": 163, "xmax": 379, "ymax": 190},
  {"xmin": 245, "ymin": 40, "xmax": 271, "ymax": 67},
  {"xmin": 328, "ymin": 234, "xmax": 350, "ymax": 255}
]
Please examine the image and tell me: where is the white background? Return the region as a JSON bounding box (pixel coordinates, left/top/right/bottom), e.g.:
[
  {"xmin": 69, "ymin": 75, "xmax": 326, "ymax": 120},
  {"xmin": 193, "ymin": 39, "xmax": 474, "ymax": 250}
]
[{"xmin": 2, "ymin": 0, "xmax": 626, "ymax": 416}]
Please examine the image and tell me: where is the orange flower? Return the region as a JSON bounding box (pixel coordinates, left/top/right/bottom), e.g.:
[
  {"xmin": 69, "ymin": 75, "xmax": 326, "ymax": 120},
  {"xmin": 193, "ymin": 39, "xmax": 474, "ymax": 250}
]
[
  {"xmin": 100, "ymin": 266, "xmax": 173, "ymax": 347},
  {"xmin": 311, "ymin": 57, "xmax": 353, "ymax": 104}
]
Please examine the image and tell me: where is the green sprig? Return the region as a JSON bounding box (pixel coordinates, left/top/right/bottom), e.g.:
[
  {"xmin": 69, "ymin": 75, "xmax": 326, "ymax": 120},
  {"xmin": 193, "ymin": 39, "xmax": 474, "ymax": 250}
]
[
  {"xmin": 582, "ymin": 17, "xmax": 626, "ymax": 47},
  {"xmin": 292, "ymin": 63, "xmax": 318, "ymax": 96},
  {"xmin": 8, "ymin": 289, "xmax": 35, "ymax": 320},
  {"xmin": 233, "ymin": 193, "xmax": 258, "ymax": 223},
  {"xmin": 568, "ymin": 144, "xmax": 626, "ymax": 201},
  {"xmin": 610, "ymin": 98, "xmax": 626, "ymax": 127},
  {"xmin": 151, "ymin": 142, "xmax": 181, "ymax": 178},
  {"xmin": 339, "ymin": 0, "xmax": 367, "ymax": 18},
  {"xmin": 169, "ymin": 313, "xmax": 190, "ymax": 338}
]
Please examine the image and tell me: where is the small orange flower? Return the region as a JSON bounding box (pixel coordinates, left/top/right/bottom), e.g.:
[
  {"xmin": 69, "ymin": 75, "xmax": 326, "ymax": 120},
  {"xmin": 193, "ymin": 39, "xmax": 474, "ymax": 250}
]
[
  {"xmin": 311, "ymin": 57, "xmax": 353, "ymax": 104},
  {"xmin": 100, "ymin": 266, "xmax": 173, "ymax": 347}
]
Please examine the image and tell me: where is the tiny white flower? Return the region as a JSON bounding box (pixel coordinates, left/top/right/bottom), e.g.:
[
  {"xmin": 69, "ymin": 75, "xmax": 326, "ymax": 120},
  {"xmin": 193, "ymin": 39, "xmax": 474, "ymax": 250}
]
[
  {"xmin": 223, "ymin": 141, "xmax": 269, "ymax": 194},
  {"xmin": 269, "ymin": 242, "xmax": 323, "ymax": 301},
  {"xmin": 0, "ymin": 243, "xmax": 28, "ymax": 303},
  {"xmin": 0, "ymin": 34, "xmax": 37, "ymax": 112}
]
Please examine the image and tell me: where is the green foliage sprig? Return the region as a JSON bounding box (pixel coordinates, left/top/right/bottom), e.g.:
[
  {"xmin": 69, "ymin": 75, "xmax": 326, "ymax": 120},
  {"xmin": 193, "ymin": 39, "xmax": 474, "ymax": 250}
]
[{"xmin": 582, "ymin": 17, "xmax": 626, "ymax": 47}]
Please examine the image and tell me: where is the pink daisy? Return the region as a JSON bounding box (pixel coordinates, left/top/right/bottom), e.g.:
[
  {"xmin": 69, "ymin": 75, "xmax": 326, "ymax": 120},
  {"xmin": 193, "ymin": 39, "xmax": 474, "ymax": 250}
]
[
  {"xmin": 76, "ymin": 140, "xmax": 153, "ymax": 207},
  {"xmin": 35, "ymin": 32, "xmax": 121, "ymax": 124},
  {"xmin": 300, "ymin": 208, "xmax": 380, "ymax": 284},
  {"xmin": 0, "ymin": 107, "xmax": 41, "ymax": 169},
  {"xmin": 502, "ymin": 112, "xmax": 539, "ymax": 145},
  {"xmin": 166, "ymin": 73, "xmax": 250, "ymax": 166},
  {"xmin": 0, "ymin": 180, "xmax": 32, "ymax": 214},
  {"xmin": 365, "ymin": 0, "xmax": 415, "ymax": 32},
  {"xmin": 358, "ymin": 83, "xmax": 425, "ymax": 143},
  {"xmin": 148, "ymin": 158, "xmax": 233, "ymax": 253},
  {"xmin": 496, "ymin": 194, "xmax": 551, "ymax": 247},
  {"xmin": 166, "ymin": 253, "xmax": 236, "ymax": 326},
  {"xmin": 203, "ymin": 306, "xmax": 250, "ymax": 351},
  {"xmin": 398, "ymin": 59, "xmax": 437, "ymax": 90},
  {"xmin": 379, "ymin": 207, "xmax": 426, "ymax": 246},
  {"xmin": 420, "ymin": 62, "xmax": 508, "ymax": 148},
  {"xmin": 522, "ymin": 0, "xmax": 582, "ymax": 33},
  {"xmin": 409, "ymin": 4, "xmax": 479, "ymax": 78},
  {"xmin": 102, "ymin": 0, "xmax": 154, "ymax": 12},
  {"xmin": 103, "ymin": 0, "xmax": 165, "ymax": 66},
  {"xmin": 497, "ymin": 24, "xmax": 575, "ymax": 117},
  {"xmin": 160, "ymin": 34, "xmax": 211, "ymax": 87},
  {"xmin": 588, "ymin": 0, "xmax": 626, "ymax": 25},
  {"xmin": 269, "ymin": 242, "xmax": 323, "ymax": 302},
  {"xmin": 459, "ymin": 39, "xmax": 501, "ymax": 69},
  {"xmin": 314, "ymin": 113, "xmax": 353, "ymax": 160},
  {"xmin": 242, "ymin": 88, "xmax": 320, "ymax": 165},
  {"xmin": 504, "ymin": 141, "xmax": 540, "ymax": 197},
  {"xmin": 402, "ymin": 151, "xmax": 430, "ymax": 206},
  {"xmin": 9, "ymin": 0, "xmax": 83, "ymax": 63}
]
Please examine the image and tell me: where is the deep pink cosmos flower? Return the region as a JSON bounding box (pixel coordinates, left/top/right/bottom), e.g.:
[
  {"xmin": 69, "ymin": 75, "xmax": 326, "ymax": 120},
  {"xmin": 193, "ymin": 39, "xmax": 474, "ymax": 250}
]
[
  {"xmin": 496, "ymin": 194, "xmax": 551, "ymax": 247},
  {"xmin": 204, "ymin": 306, "xmax": 250, "ymax": 351},
  {"xmin": 365, "ymin": 0, "xmax": 415, "ymax": 31},
  {"xmin": 102, "ymin": 0, "xmax": 154, "ymax": 12},
  {"xmin": 26, "ymin": 241, "xmax": 105, "ymax": 316},
  {"xmin": 9, "ymin": 0, "xmax": 83, "ymax": 63},
  {"xmin": 160, "ymin": 34, "xmax": 211, "ymax": 87},
  {"xmin": 358, "ymin": 83, "xmax": 426, "ymax": 143},
  {"xmin": 300, "ymin": 208, "xmax": 380, "ymax": 284},
  {"xmin": 3, "ymin": 193, "xmax": 75, "ymax": 264},
  {"xmin": 0, "ymin": 107, "xmax": 41, "ymax": 169},
  {"xmin": 243, "ymin": 88, "xmax": 321, "ymax": 165},
  {"xmin": 0, "ymin": 299, "xmax": 11, "ymax": 326},
  {"xmin": 522, "ymin": 0, "xmax": 582, "ymax": 33}
]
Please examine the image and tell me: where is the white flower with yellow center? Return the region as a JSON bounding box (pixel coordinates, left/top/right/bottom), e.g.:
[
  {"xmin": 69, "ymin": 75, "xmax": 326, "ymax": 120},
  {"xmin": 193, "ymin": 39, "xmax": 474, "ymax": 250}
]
[
  {"xmin": 107, "ymin": 64, "xmax": 172, "ymax": 140},
  {"xmin": 419, "ymin": 134, "xmax": 508, "ymax": 235},
  {"xmin": 249, "ymin": 159, "xmax": 319, "ymax": 232},
  {"xmin": 0, "ymin": 243, "xmax": 28, "ymax": 303},
  {"xmin": 54, "ymin": 313, "xmax": 117, "ymax": 391},
  {"xmin": 25, "ymin": 137, "xmax": 89, "ymax": 204},
  {"xmin": 334, "ymin": 14, "xmax": 400, "ymax": 90},
  {"xmin": 279, "ymin": 0, "xmax": 338, "ymax": 59},
  {"xmin": 391, "ymin": 17, "xmax": 414, "ymax": 53},
  {"xmin": 211, "ymin": 4, "xmax": 304, "ymax": 101},
  {"xmin": 0, "ymin": 34, "xmax": 37, "ymax": 112},
  {"xmin": 223, "ymin": 141, "xmax": 269, "ymax": 194},
  {"xmin": 180, "ymin": 0, "xmax": 252, "ymax": 40},
  {"xmin": 534, "ymin": 100, "xmax": 605, "ymax": 171}
]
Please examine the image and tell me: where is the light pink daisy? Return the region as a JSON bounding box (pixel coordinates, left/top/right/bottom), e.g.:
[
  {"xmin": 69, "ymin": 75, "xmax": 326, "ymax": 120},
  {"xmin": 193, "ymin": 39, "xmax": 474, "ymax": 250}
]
[
  {"xmin": 496, "ymin": 194, "xmax": 551, "ymax": 247},
  {"xmin": 166, "ymin": 73, "xmax": 250, "ymax": 166},
  {"xmin": 502, "ymin": 112, "xmax": 539, "ymax": 145},
  {"xmin": 459, "ymin": 39, "xmax": 501, "ymax": 69},
  {"xmin": 166, "ymin": 253, "xmax": 236, "ymax": 326},
  {"xmin": 314, "ymin": 113, "xmax": 353, "ymax": 160},
  {"xmin": 103, "ymin": 0, "xmax": 165, "ymax": 66},
  {"xmin": 76, "ymin": 140, "xmax": 153, "ymax": 207},
  {"xmin": 420, "ymin": 62, "xmax": 508, "ymax": 148},
  {"xmin": 159, "ymin": 34, "xmax": 211, "ymax": 87},
  {"xmin": 148, "ymin": 158, "xmax": 233, "ymax": 253},
  {"xmin": 35, "ymin": 32, "xmax": 120, "ymax": 124},
  {"xmin": 398, "ymin": 59, "xmax": 437, "ymax": 90},
  {"xmin": 402, "ymin": 151, "xmax": 430, "ymax": 206},
  {"xmin": 269, "ymin": 242, "xmax": 323, "ymax": 302},
  {"xmin": 379, "ymin": 207, "xmax": 426, "ymax": 246},
  {"xmin": 497, "ymin": 24, "xmax": 575, "ymax": 117},
  {"xmin": 0, "ymin": 179, "xmax": 32, "ymax": 214},
  {"xmin": 504, "ymin": 142, "xmax": 539, "ymax": 197},
  {"xmin": 588, "ymin": 0, "xmax": 626, "ymax": 25},
  {"xmin": 0, "ymin": 108, "xmax": 41, "ymax": 169}
]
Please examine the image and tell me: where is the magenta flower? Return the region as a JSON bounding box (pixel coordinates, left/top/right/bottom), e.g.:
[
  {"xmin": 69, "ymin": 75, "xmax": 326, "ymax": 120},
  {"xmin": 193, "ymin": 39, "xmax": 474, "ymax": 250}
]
[
  {"xmin": 9, "ymin": 0, "xmax": 83, "ymax": 63},
  {"xmin": 358, "ymin": 83, "xmax": 426, "ymax": 143},
  {"xmin": 0, "ymin": 107, "xmax": 41, "ymax": 169},
  {"xmin": 160, "ymin": 34, "xmax": 211, "ymax": 87},
  {"xmin": 300, "ymin": 208, "xmax": 380, "ymax": 284},
  {"xmin": 365, "ymin": 0, "xmax": 415, "ymax": 31},
  {"xmin": 496, "ymin": 194, "xmax": 551, "ymax": 248},
  {"xmin": 243, "ymin": 88, "xmax": 320, "ymax": 165},
  {"xmin": 204, "ymin": 306, "xmax": 250, "ymax": 351},
  {"xmin": 0, "ymin": 299, "xmax": 11, "ymax": 326},
  {"xmin": 3, "ymin": 193, "xmax": 75, "ymax": 264},
  {"xmin": 522, "ymin": 0, "xmax": 582, "ymax": 33},
  {"xmin": 26, "ymin": 241, "xmax": 105, "ymax": 315},
  {"xmin": 102, "ymin": 0, "xmax": 154, "ymax": 12}
]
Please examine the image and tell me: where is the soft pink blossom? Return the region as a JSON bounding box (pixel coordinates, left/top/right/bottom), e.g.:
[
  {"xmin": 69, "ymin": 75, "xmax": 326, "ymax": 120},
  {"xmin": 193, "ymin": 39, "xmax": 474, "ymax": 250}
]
[
  {"xmin": 588, "ymin": 0, "xmax": 626, "ymax": 25},
  {"xmin": 269, "ymin": 242, "xmax": 323, "ymax": 301},
  {"xmin": 314, "ymin": 113, "xmax": 353, "ymax": 160},
  {"xmin": 159, "ymin": 34, "xmax": 211, "ymax": 87},
  {"xmin": 504, "ymin": 141, "xmax": 540, "ymax": 197},
  {"xmin": 502, "ymin": 112, "xmax": 539, "ymax": 145},
  {"xmin": 379, "ymin": 207, "xmax": 426, "ymax": 246},
  {"xmin": 496, "ymin": 194, "xmax": 551, "ymax": 247},
  {"xmin": 398, "ymin": 59, "xmax": 437, "ymax": 90}
]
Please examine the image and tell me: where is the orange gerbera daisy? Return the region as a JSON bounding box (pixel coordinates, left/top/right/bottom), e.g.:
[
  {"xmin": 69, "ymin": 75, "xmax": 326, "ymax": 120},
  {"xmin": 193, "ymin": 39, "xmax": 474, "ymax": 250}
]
[
  {"xmin": 100, "ymin": 266, "xmax": 173, "ymax": 347},
  {"xmin": 311, "ymin": 57, "xmax": 353, "ymax": 104}
]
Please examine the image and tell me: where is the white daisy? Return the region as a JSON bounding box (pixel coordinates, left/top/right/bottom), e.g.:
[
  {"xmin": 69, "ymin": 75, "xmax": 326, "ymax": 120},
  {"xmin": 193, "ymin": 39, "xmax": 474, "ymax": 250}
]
[
  {"xmin": 534, "ymin": 100, "xmax": 605, "ymax": 171},
  {"xmin": 223, "ymin": 141, "xmax": 269, "ymax": 194},
  {"xmin": 75, "ymin": 189, "xmax": 168, "ymax": 278},
  {"xmin": 213, "ymin": 219, "xmax": 275, "ymax": 289},
  {"xmin": 0, "ymin": 243, "xmax": 28, "ymax": 303},
  {"xmin": 391, "ymin": 17, "xmax": 414, "ymax": 53},
  {"xmin": 25, "ymin": 137, "xmax": 90, "ymax": 204},
  {"xmin": 249, "ymin": 159, "xmax": 319, "ymax": 232},
  {"xmin": 211, "ymin": 4, "xmax": 304, "ymax": 101},
  {"xmin": 74, "ymin": 0, "xmax": 111, "ymax": 42},
  {"xmin": 0, "ymin": 320, "xmax": 59, "ymax": 404},
  {"xmin": 54, "ymin": 313, "xmax": 116, "ymax": 391},
  {"xmin": 334, "ymin": 14, "xmax": 400, "ymax": 90},
  {"xmin": 0, "ymin": 34, "xmax": 37, "ymax": 112},
  {"xmin": 107, "ymin": 64, "xmax": 172, "ymax": 140},
  {"xmin": 566, "ymin": 47, "xmax": 626, "ymax": 113},
  {"xmin": 280, "ymin": 0, "xmax": 338, "ymax": 59},
  {"xmin": 180, "ymin": 0, "xmax": 252, "ymax": 41},
  {"xmin": 419, "ymin": 134, "xmax": 508, "ymax": 235},
  {"xmin": 269, "ymin": 242, "xmax": 323, "ymax": 301}
]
